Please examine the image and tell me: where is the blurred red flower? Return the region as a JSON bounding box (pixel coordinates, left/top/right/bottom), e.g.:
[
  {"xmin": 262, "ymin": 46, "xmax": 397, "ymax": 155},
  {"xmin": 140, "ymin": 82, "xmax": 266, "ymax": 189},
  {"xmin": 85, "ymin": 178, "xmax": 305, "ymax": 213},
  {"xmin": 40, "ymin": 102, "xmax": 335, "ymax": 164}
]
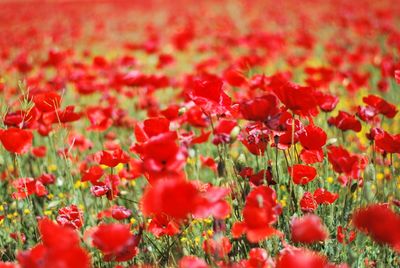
[
  {"xmin": 141, "ymin": 179, "xmax": 200, "ymax": 220},
  {"xmin": 352, "ymin": 204, "xmax": 400, "ymax": 252},
  {"xmin": 179, "ymin": 256, "xmax": 208, "ymax": 268},
  {"xmin": 276, "ymin": 247, "xmax": 328, "ymax": 268},
  {"xmin": 0, "ymin": 128, "xmax": 33, "ymax": 154},
  {"xmin": 202, "ymin": 236, "xmax": 232, "ymax": 259},
  {"xmin": 17, "ymin": 218, "xmax": 90, "ymax": 268},
  {"xmin": 111, "ymin": 205, "xmax": 132, "ymax": 220},
  {"xmin": 32, "ymin": 91, "xmax": 61, "ymax": 113},
  {"xmin": 291, "ymin": 214, "xmax": 328, "ymax": 244},
  {"xmin": 90, "ymin": 223, "xmax": 142, "ymax": 262}
]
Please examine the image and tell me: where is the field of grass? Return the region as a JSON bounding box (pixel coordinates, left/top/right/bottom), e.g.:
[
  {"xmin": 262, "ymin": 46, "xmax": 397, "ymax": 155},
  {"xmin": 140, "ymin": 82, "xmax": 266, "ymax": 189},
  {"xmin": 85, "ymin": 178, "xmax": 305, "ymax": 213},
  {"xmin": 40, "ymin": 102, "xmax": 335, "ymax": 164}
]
[{"xmin": 0, "ymin": 0, "xmax": 399, "ymax": 267}]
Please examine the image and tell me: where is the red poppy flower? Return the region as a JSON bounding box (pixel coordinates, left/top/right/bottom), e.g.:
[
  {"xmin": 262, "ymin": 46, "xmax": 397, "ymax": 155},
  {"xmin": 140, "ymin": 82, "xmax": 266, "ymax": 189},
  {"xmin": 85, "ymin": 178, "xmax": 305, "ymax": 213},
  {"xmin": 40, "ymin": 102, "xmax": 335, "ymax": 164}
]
[
  {"xmin": 119, "ymin": 159, "xmax": 143, "ymax": 180},
  {"xmin": 135, "ymin": 131, "xmax": 187, "ymax": 183},
  {"xmin": 90, "ymin": 174, "xmax": 120, "ymax": 200},
  {"xmin": 90, "ymin": 183, "xmax": 110, "ymax": 198},
  {"xmin": 31, "ymin": 146, "xmax": 46, "ymax": 158},
  {"xmin": 0, "ymin": 262, "xmax": 19, "ymax": 268},
  {"xmin": 356, "ymin": 105, "xmax": 378, "ymax": 122},
  {"xmin": 157, "ymin": 53, "xmax": 174, "ymax": 69},
  {"xmin": 223, "ymin": 67, "xmax": 247, "ymax": 87},
  {"xmin": 10, "ymin": 232, "xmax": 26, "ymax": 244},
  {"xmin": 315, "ymin": 92, "xmax": 339, "ymax": 112},
  {"xmin": 111, "ymin": 205, "xmax": 132, "ymax": 220},
  {"xmin": 0, "ymin": 128, "xmax": 33, "ymax": 154},
  {"xmin": 337, "ymin": 226, "xmax": 356, "ymax": 244},
  {"xmin": 298, "ymin": 124, "xmax": 326, "ymax": 164},
  {"xmin": 288, "ymin": 165, "xmax": 317, "ymax": 185},
  {"xmin": 212, "ymin": 119, "xmax": 237, "ymax": 145},
  {"xmin": 57, "ymin": 204, "xmax": 84, "ymax": 229},
  {"xmin": 86, "ymin": 106, "xmax": 113, "ymax": 131},
  {"xmin": 276, "ymin": 247, "xmax": 328, "ymax": 268},
  {"xmin": 90, "ymin": 223, "xmax": 142, "ymax": 262},
  {"xmin": 395, "ymin": 69, "xmax": 400, "ymax": 84},
  {"xmin": 232, "ymin": 186, "xmax": 281, "ymax": 243},
  {"xmin": 147, "ymin": 214, "xmax": 180, "ymax": 237},
  {"xmin": 304, "ymin": 66, "xmax": 334, "ymax": 88},
  {"xmin": 32, "ymin": 91, "xmax": 61, "ymax": 113},
  {"xmin": 271, "ymin": 76, "xmax": 319, "ymax": 115},
  {"xmin": 352, "ymin": 204, "xmax": 400, "ymax": 252},
  {"xmin": 240, "ymin": 94, "xmax": 280, "ymax": 122},
  {"xmin": 43, "ymin": 106, "xmax": 82, "ymax": 124},
  {"xmin": 81, "ymin": 165, "xmax": 104, "ymax": 183},
  {"xmin": 185, "ymin": 73, "xmax": 231, "ymax": 115},
  {"xmin": 244, "ymin": 248, "xmax": 273, "ymax": 268},
  {"xmin": 160, "ymin": 104, "xmax": 180, "ymax": 120},
  {"xmin": 36, "ymin": 173, "xmax": 55, "ymax": 185},
  {"xmin": 12, "ymin": 178, "xmax": 47, "ymax": 199},
  {"xmin": 141, "ymin": 179, "xmax": 200, "ymax": 220},
  {"xmin": 374, "ymin": 131, "xmax": 400, "ymax": 154},
  {"xmin": 184, "ymin": 130, "xmax": 211, "ymax": 145},
  {"xmin": 98, "ymin": 148, "xmax": 130, "ymax": 168},
  {"xmin": 0, "ymin": 262, "xmax": 18, "ymax": 268},
  {"xmin": 365, "ymin": 127, "xmax": 384, "ymax": 141},
  {"xmin": 17, "ymin": 218, "xmax": 90, "ymax": 268},
  {"xmin": 300, "ymin": 192, "xmax": 318, "ymax": 213},
  {"xmin": 184, "ymin": 106, "xmax": 209, "ymax": 128},
  {"xmin": 179, "ymin": 256, "xmax": 208, "ymax": 268},
  {"xmin": 202, "ymin": 236, "xmax": 232, "ymax": 258},
  {"xmin": 239, "ymin": 123, "xmax": 270, "ymax": 156},
  {"xmin": 68, "ymin": 132, "xmax": 93, "ymax": 151},
  {"xmin": 327, "ymin": 146, "xmax": 367, "ymax": 179},
  {"xmin": 328, "ymin": 111, "xmax": 361, "ymax": 132},
  {"xmin": 194, "ymin": 184, "xmax": 231, "ymax": 219},
  {"xmin": 200, "ymin": 156, "xmax": 217, "ymax": 171},
  {"xmin": 239, "ymin": 167, "xmax": 276, "ymax": 186},
  {"xmin": 313, "ymin": 188, "xmax": 338, "ymax": 205},
  {"xmin": 291, "ymin": 214, "xmax": 328, "ymax": 244},
  {"xmin": 300, "ymin": 149, "xmax": 324, "ymax": 164},
  {"xmin": 134, "ymin": 117, "xmax": 170, "ymax": 143},
  {"xmin": 363, "ymin": 95, "xmax": 398, "ymax": 119},
  {"xmin": 43, "ymin": 48, "xmax": 67, "ymax": 66},
  {"xmin": 4, "ymin": 108, "xmax": 39, "ymax": 129},
  {"xmin": 299, "ymin": 124, "xmax": 327, "ymax": 150}
]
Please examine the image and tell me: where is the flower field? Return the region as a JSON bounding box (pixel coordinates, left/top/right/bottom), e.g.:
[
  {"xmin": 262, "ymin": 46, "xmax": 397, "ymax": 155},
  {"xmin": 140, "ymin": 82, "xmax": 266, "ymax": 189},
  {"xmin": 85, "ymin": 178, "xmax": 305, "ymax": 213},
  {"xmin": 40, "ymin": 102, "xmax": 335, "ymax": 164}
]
[{"xmin": 0, "ymin": 0, "xmax": 399, "ymax": 267}]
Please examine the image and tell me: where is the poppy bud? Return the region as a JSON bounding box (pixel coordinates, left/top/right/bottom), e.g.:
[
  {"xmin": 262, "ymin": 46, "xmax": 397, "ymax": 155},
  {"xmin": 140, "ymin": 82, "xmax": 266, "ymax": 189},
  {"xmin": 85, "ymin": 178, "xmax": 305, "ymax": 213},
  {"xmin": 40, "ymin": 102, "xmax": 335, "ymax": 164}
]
[
  {"xmin": 236, "ymin": 153, "xmax": 246, "ymax": 166},
  {"xmin": 364, "ymin": 164, "xmax": 375, "ymax": 182},
  {"xmin": 230, "ymin": 126, "xmax": 240, "ymax": 142},
  {"xmin": 362, "ymin": 181, "xmax": 375, "ymax": 203}
]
